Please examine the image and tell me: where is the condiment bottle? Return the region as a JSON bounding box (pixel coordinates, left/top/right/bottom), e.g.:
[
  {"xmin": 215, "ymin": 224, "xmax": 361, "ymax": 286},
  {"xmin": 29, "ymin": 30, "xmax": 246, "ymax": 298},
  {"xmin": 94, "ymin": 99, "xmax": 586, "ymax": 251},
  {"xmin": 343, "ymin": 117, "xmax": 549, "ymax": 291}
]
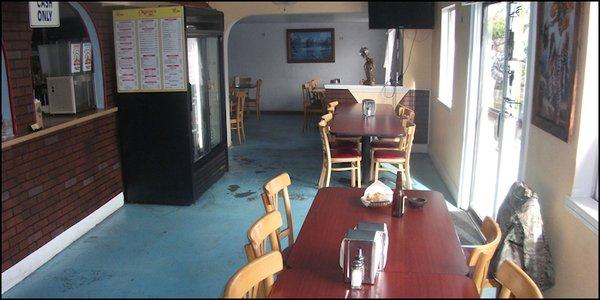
[
  {"xmin": 350, "ymin": 248, "xmax": 365, "ymax": 290},
  {"xmin": 392, "ymin": 171, "xmax": 405, "ymax": 218}
]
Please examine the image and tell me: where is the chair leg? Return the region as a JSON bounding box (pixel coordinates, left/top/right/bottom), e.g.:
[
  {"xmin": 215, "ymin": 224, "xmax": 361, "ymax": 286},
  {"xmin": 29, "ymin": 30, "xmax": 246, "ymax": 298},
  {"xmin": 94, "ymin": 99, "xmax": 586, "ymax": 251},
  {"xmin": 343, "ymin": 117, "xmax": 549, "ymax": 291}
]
[
  {"xmin": 303, "ymin": 109, "xmax": 307, "ymax": 132},
  {"xmin": 357, "ymin": 161, "xmax": 362, "ymax": 188},
  {"xmin": 256, "ymin": 102, "xmax": 260, "ymax": 119},
  {"xmin": 350, "ymin": 162, "xmax": 356, "ymax": 188},
  {"xmin": 241, "ymin": 121, "xmax": 246, "ymax": 142},
  {"xmin": 318, "ymin": 162, "xmax": 326, "ymax": 188},
  {"xmin": 325, "ymin": 162, "xmax": 332, "ymax": 187},
  {"xmin": 405, "ymin": 164, "xmax": 412, "ymax": 189},
  {"xmin": 237, "ymin": 124, "xmax": 242, "ymax": 144}
]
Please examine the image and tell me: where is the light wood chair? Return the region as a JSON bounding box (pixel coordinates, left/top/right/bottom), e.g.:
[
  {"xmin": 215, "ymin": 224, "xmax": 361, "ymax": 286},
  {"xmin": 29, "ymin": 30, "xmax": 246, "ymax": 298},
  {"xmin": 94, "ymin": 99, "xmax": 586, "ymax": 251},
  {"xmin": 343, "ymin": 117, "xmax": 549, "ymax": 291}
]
[
  {"xmin": 262, "ymin": 173, "xmax": 294, "ymax": 249},
  {"xmin": 370, "ymin": 120, "xmax": 415, "ymax": 188},
  {"xmin": 466, "ymin": 216, "xmax": 502, "ymax": 295},
  {"xmin": 245, "ymin": 79, "xmax": 262, "ymax": 119},
  {"xmin": 223, "ymin": 251, "xmax": 284, "ymax": 298},
  {"xmin": 302, "ymin": 83, "xmax": 322, "ymax": 132},
  {"xmin": 494, "ymin": 260, "xmax": 543, "ymax": 298},
  {"xmin": 318, "ymin": 119, "xmax": 362, "ymax": 188},
  {"xmin": 325, "ymin": 102, "xmax": 362, "ymax": 146},
  {"xmin": 396, "ymin": 104, "xmax": 416, "ymax": 122},
  {"xmin": 244, "ymin": 211, "xmax": 283, "ymax": 261},
  {"xmin": 321, "ymin": 113, "xmax": 360, "ymax": 151},
  {"xmin": 231, "ymin": 90, "xmax": 247, "ymax": 144}
]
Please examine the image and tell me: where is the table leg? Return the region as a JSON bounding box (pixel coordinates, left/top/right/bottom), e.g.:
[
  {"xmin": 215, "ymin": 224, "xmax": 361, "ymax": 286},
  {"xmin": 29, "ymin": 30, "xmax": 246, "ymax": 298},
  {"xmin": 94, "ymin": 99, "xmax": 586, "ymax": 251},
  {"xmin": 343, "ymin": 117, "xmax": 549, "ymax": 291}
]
[{"xmin": 361, "ymin": 136, "xmax": 371, "ymax": 183}]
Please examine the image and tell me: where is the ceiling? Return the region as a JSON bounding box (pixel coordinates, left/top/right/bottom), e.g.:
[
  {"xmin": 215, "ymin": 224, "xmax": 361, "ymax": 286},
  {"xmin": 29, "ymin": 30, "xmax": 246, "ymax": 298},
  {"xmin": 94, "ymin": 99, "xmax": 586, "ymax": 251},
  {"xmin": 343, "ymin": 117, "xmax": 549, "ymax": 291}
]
[{"xmin": 238, "ymin": 12, "xmax": 369, "ymax": 24}]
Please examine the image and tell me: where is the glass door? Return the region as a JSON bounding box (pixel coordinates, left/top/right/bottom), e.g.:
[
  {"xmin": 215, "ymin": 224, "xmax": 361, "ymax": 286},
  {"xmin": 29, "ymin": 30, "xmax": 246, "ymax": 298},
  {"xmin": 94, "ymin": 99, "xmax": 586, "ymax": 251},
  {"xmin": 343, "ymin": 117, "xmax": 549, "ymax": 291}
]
[
  {"xmin": 205, "ymin": 36, "xmax": 223, "ymax": 148},
  {"xmin": 468, "ymin": 2, "xmax": 531, "ymax": 219},
  {"xmin": 187, "ymin": 37, "xmax": 209, "ymax": 161}
]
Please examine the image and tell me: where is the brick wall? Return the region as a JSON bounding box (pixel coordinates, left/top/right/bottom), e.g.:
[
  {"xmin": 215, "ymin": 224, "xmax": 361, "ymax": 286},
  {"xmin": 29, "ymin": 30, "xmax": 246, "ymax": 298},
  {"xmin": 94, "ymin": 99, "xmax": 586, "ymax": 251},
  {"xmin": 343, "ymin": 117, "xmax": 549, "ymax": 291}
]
[
  {"xmin": 1, "ymin": 2, "xmax": 35, "ymax": 136},
  {"xmin": 0, "ymin": 1, "xmax": 210, "ymax": 273},
  {"xmin": 1, "ymin": 113, "xmax": 122, "ymax": 272},
  {"xmin": 0, "ymin": 2, "xmax": 123, "ymax": 273}
]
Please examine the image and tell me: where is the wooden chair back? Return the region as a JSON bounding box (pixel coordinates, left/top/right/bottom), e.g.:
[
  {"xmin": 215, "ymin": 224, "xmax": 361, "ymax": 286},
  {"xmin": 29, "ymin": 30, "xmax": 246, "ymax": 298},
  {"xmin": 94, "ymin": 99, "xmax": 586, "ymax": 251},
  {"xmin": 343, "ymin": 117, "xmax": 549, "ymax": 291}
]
[
  {"xmin": 233, "ymin": 91, "xmax": 247, "ymax": 121},
  {"xmin": 254, "ymin": 79, "xmax": 262, "ymax": 101},
  {"xmin": 327, "ymin": 101, "xmax": 339, "ymax": 113},
  {"xmin": 262, "ymin": 173, "xmax": 294, "ymax": 248},
  {"xmin": 223, "ymin": 251, "xmax": 284, "ymax": 298},
  {"xmin": 397, "ymin": 105, "xmax": 416, "ymax": 122},
  {"xmin": 246, "ymin": 211, "xmax": 283, "ymax": 260},
  {"xmin": 301, "ymin": 83, "xmax": 312, "ymax": 107},
  {"xmin": 320, "ymin": 113, "xmax": 336, "ymax": 144},
  {"xmin": 495, "ymin": 260, "xmax": 543, "ymax": 298},
  {"xmin": 318, "ymin": 119, "xmax": 332, "ymax": 162},
  {"xmin": 467, "ymin": 216, "xmax": 502, "ymax": 294},
  {"xmin": 397, "ymin": 120, "xmax": 416, "ymax": 163}
]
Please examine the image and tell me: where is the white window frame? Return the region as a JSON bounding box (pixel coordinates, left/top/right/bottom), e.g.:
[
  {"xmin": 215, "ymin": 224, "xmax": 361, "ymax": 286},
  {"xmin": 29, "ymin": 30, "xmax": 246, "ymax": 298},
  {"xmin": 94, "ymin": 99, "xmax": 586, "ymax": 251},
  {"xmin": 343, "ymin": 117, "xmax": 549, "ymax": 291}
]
[
  {"xmin": 438, "ymin": 4, "xmax": 456, "ymax": 109},
  {"xmin": 565, "ymin": 1, "xmax": 598, "ymax": 236}
]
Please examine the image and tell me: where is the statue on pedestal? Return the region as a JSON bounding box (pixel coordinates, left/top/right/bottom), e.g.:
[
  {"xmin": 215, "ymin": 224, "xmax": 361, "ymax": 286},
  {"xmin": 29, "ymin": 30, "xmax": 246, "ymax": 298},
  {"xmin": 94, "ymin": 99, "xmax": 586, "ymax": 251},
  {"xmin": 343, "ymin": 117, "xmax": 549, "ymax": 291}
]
[{"xmin": 359, "ymin": 47, "xmax": 375, "ymax": 85}]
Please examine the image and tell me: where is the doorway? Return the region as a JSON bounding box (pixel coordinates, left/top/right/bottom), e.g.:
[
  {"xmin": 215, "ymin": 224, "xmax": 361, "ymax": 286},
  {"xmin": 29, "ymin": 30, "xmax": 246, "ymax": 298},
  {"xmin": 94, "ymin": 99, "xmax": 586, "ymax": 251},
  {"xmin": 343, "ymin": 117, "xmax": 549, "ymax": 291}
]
[{"xmin": 462, "ymin": 2, "xmax": 533, "ymax": 220}]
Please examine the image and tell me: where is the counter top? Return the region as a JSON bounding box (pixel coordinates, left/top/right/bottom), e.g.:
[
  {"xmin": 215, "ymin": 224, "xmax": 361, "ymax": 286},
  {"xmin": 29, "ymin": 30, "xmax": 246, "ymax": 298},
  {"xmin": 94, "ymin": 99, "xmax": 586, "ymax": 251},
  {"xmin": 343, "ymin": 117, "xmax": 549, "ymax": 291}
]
[{"xmin": 324, "ymin": 84, "xmax": 409, "ymax": 94}]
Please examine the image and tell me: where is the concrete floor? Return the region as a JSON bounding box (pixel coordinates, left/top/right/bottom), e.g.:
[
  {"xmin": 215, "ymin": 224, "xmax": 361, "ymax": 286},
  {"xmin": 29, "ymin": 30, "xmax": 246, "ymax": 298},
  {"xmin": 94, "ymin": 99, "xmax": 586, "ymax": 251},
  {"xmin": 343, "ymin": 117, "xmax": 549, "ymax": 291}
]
[{"xmin": 3, "ymin": 114, "xmax": 473, "ymax": 298}]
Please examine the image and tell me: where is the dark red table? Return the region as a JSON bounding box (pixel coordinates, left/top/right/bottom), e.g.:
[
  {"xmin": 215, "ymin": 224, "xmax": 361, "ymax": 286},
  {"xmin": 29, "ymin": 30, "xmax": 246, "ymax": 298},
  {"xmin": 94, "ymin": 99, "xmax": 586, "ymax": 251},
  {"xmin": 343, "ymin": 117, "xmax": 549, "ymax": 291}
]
[
  {"xmin": 329, "ymin": 103, "xmax": 405, "ymax": 180},
  {"xmin": 269, "ymin": 188, "xmax": 475, "ymax": 298}
]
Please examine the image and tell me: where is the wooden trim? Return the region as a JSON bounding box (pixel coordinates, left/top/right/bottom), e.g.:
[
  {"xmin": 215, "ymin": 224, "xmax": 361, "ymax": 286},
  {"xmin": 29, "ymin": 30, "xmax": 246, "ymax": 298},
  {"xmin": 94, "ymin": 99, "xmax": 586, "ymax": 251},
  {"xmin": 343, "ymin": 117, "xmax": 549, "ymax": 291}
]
[{"xmin": 1, "ymin": 108, "xmax": 118, "ymax": 150}]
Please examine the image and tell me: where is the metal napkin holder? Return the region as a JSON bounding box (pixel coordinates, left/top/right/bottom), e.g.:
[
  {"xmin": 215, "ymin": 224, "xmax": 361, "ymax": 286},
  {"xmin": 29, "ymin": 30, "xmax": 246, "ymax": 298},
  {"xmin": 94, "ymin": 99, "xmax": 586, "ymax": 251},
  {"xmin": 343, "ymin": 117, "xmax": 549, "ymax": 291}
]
[
  {"xmin": 340, "ymin": 222, "xmax": 389, "ymax": 284},
  {"xmin": 362, "ymin": 99, "xmax": 376, "ymax": 117}
]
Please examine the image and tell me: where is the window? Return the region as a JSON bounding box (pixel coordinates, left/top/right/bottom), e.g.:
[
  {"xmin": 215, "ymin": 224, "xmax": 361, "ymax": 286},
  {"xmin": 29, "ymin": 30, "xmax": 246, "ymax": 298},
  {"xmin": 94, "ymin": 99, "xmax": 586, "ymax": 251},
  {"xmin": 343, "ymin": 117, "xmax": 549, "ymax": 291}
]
[
  {"xmin": 438, "ymin": 4, "xmax": 456, "ymax": 108},
  {"xmin": 566, "ymin": 1, "xmax": 598, "ymax": 235}
]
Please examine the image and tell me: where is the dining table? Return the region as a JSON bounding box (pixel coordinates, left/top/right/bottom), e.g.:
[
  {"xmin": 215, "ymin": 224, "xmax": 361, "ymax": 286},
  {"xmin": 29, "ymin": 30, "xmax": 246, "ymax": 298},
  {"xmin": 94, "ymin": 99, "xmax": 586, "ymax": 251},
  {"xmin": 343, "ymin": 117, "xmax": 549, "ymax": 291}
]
[
  {"xmin": 269, "ymin": 187, "xmax": 476, "ymax": 298},
  {"xmin": 329, "ymin": 102, "xmax": 406, "ymax": 179}
]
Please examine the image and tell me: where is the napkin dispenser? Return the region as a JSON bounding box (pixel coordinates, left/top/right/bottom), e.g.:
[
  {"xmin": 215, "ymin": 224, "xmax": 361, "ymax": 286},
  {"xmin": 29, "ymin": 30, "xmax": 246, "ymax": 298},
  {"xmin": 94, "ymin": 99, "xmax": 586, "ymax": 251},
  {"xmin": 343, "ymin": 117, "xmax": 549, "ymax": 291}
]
[
  {"xmin": 342, "ymin": 229, "xmax": 379, "ymax": 284},
  {"xmin": 362, "ymin": 99, "xmax": 376, "ymax": 117},
  {"xmin": 357, "ymin": 222, "xmax": 388, "ymax": 270}
]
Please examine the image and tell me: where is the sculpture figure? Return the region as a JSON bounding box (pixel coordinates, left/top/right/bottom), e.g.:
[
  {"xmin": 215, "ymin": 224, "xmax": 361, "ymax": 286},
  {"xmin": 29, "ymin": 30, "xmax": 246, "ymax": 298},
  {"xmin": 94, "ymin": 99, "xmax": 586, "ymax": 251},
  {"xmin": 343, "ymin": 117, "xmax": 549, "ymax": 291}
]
[{"xmin": 359, "ymin": 47, "xmax": 375, "ymax": 85}]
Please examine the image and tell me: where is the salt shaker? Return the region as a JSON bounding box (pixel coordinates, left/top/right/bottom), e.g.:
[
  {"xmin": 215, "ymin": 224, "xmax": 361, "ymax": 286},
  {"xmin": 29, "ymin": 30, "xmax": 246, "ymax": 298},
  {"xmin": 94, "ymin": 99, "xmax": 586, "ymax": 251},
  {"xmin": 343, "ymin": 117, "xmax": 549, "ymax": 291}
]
[{"xmin": 350, "ymin": 248, "xmax": 365, "ymax": 289}]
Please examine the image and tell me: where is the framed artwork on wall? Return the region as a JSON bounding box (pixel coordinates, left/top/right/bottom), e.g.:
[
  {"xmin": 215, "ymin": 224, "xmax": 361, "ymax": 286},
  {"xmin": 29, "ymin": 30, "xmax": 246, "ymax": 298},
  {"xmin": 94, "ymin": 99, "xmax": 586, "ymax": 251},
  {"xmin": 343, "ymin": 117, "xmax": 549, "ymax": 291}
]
[
  {"xmin": 286, "ymin": 28, "xmax": 335, "ymax": 63},
  {"xmin": 531, "ymin": 2, "xmax": 581, "ymax": 142}
]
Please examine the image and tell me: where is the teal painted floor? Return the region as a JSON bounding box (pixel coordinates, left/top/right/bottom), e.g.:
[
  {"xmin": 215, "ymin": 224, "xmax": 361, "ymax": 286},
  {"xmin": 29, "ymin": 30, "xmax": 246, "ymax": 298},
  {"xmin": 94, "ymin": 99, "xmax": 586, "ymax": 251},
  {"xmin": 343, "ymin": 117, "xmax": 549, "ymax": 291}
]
[{"xmin": 3, "ymin": 114, "xmax": 476, "ymax": 298}]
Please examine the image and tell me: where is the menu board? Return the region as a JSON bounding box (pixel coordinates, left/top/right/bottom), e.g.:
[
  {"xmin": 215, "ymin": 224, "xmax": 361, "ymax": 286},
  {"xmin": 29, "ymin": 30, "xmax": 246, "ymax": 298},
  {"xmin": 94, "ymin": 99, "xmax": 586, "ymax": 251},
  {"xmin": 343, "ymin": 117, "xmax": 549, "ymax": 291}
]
[
  {"xmin": 113, "ymin": 6, "xmax": 187, "ymax": 93},
  {"xmin": 82, "ymin": 42, "xmax": 93, "ymax": 72}
]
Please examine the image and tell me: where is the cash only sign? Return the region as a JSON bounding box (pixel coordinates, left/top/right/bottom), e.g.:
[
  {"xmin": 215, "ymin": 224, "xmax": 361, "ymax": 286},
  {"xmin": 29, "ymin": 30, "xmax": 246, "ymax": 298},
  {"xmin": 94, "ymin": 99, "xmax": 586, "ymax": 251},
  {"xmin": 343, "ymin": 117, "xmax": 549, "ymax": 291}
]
[{"xmin": 29, "ymin": 1, "xmax": 60, "ymax": 28}]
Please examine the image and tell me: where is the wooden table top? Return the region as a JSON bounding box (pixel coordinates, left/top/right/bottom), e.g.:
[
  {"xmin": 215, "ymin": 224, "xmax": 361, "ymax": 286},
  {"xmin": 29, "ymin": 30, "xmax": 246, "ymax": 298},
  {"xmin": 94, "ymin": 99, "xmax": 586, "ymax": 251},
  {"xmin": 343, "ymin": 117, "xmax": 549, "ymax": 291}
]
[
  {"xmin": 330, "ymin": 103, "xmax": 405, "ymax": 138},
  {"xmin": 285, "ymin": 188, "xmax": 469, "ymax": 275},
  {"xmin": 270, "ymin": 268, "xmax": 479, "ymax": 298},
  {"xmin": 269, "ymin": 188, "xmax": 473, "ymax": 297}
]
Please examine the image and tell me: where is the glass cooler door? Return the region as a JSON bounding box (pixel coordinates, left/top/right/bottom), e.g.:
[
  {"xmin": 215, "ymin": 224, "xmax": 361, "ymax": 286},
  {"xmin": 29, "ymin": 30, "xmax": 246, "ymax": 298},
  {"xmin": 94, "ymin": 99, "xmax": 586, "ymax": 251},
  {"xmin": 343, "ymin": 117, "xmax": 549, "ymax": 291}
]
[{"xmin": 187, "ymin": 37, "xmax": 208, "ymax": 161}]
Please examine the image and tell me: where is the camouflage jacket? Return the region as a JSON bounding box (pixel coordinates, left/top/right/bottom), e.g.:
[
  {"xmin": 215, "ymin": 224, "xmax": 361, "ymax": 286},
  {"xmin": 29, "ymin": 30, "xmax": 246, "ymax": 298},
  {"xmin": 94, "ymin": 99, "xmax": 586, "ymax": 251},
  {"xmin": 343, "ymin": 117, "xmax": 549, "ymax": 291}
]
[{"xmin": 489, "ymin": 181, "xmax": 555, "ymax": 291}]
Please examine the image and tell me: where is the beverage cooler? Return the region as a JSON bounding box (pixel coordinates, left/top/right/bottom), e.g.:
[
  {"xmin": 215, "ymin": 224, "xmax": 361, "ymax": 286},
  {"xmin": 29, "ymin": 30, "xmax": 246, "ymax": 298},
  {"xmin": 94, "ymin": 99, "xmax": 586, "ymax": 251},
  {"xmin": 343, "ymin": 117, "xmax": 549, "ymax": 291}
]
[{"xmin": 116, "ymin": 7, "xmax": 227, "ymax": 205}]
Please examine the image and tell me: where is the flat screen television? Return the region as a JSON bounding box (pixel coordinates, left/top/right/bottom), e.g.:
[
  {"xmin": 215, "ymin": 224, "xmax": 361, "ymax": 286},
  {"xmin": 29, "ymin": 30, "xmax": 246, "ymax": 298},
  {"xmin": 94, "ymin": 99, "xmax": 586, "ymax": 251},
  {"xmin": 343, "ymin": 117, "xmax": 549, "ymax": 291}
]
[{"xmin": 369, "ymin": 2, "xmax": 434, "ymax": 29}]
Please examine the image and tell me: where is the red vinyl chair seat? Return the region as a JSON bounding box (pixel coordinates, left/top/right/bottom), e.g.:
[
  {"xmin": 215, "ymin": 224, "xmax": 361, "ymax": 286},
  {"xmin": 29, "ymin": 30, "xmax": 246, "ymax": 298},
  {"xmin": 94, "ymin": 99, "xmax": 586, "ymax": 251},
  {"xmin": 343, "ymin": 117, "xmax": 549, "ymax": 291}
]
[
  {"xmin": 374, "ymin": 150, "xmax": 406, "ymax": 160},
  {"xmin": 370, "ymin": 139, "xmax": 400, "ymax": 149},
  {"xmin": 331, "ymin": 148, "xmax": 361, "ymax": 159},
  {"xmin": 330, "ymin": 140, "xmax": 359, "ymax": 149}
]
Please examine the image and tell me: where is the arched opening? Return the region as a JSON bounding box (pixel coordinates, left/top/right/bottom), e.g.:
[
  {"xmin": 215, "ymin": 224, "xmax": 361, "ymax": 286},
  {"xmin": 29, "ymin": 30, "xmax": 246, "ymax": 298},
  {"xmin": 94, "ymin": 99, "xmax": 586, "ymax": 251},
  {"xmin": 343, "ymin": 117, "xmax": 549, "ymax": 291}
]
[{"xmin": 29, "ymin": 2, "xmax": 104, "ymax": 128}]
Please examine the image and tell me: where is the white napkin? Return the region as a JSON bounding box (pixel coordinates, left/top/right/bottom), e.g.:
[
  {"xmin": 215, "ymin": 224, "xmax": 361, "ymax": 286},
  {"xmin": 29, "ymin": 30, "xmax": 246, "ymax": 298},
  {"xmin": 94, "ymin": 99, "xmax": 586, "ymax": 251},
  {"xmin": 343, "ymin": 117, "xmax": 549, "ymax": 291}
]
[{"xmin": 360, "ymin": 180, "xmax": 393, "ymax": 206}]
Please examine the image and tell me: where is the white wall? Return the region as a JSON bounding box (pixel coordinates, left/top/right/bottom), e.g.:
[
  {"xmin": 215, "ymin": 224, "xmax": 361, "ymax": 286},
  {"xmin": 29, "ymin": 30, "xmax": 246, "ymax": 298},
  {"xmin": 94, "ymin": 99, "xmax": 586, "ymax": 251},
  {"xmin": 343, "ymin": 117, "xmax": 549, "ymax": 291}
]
[{"xmin": 228, "ymin": 21, "xmax": 387, "ymax": 111}]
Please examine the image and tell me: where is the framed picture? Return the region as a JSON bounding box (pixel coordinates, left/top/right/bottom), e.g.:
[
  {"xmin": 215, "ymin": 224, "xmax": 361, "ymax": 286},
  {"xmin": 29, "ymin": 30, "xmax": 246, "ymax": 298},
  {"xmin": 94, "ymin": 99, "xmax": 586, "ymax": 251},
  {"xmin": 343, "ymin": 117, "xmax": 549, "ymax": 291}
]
[
  {"xmin": 286, "ymin": 28, "xmax": 335, "ymax": 63},
  {"xmin": 531, "ymin": 2, "xmax": 581, "ymax": 142}
]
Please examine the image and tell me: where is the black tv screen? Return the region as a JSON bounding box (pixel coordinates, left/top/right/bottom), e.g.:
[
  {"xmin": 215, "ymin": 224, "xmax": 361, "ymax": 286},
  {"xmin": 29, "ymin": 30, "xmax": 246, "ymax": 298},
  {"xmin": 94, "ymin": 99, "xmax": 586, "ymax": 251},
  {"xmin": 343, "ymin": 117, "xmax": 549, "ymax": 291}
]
[{"xmin": 369, "ymin": 2, "xmax": 434, "ymax": 29}]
